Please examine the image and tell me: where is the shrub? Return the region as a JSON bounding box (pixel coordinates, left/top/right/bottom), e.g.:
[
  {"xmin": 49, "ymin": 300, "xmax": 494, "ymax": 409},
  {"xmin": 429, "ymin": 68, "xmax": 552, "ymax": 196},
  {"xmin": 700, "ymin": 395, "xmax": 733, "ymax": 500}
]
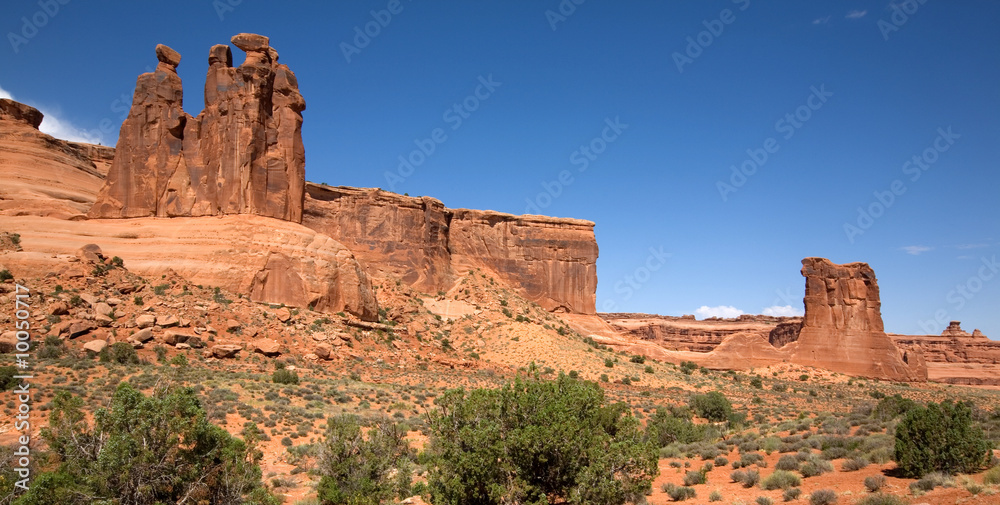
[
  {"xmin": 761, "ymin": 470, "xmax": 801, "ymax": 490},
  {"xmin": 739, "ymin": 469, "xmax": 760, "ymax": 488},
  {"xmin": 714, "ymin": 456, "xmax": 729, "ymax": 467},
  {"xmin": 316, "ymin": 415, "xmax": 412, "ymax": 505},
  {"xmin": 0, "ymin": 366, "xmax": 20, "ymax": 391},
  {"xmin": 841, "ymin": 456, "xmax": 869, "ymax": 472},
  {"xmin": 604, "ymin": 358, "xmax": 614, "ymax": 368},
  {"xmin": 730, "ymin": 470, "xmax": 746, "ymax": 483},
  {"xmin": 872, "ymin": 394, "xmax": 917, "ymax": 421},
  {"xmin": 630, "ymin": 355, "xmax": 645, "ymax": 364},
  {"xmin": 854, "ymin": 495, "xmax": 907, "ymax": 505},
  {"xmin": 912, "ymin": 471, "xmax": 954, "ymax": 491},
  {"xmin": 708, "ymin": 489, "xmax": 722, "ymax": 501},
  {"xmin": 863, "ymin": 474, "xmax": 886, "ymax": 493},
  {"xmin": 646, "ymin": 408, "xmax": 705, "ymax": 447},
  {"xmin": 757, "ymin": 497, "xmax": 774, "ymax": 505},
  {"xmin": 663, "ymin": 484, "xmax": 696, "ymax": 501},
  {"xmin": 983, "ymin": 464, "xmax": 1000, "ymax": 485},
  {"xmin": 0, "ymin": 270, "xmax": 12, "ymax": 282},
  {"xmin": 894, "ymin": 400, "xmax": 990, "ymax": 478},
  {"xmin": 21, "ymin": 384, "xmax": 276, "ymax": 505},
  {"xmin": 775, "ymin": 455, "xmax": 800, "ymax": 471},
  {"xmin": 426, "ymin": 375, "xmax": 657, "ymax": 505},
  {"xmin": 750, "ymin": 376, "xmax": 763, "ymax": 388},
  {"xmin": 782, "ymin": 488, "xmax": 802, "ymax": 501},
  {"xmin": 101, "ymin": 342, "xmax": 140, "ymax": 365},
  {"xmin": 680, "ymin": 361, "xmax": 698, "ymax": 375},
  {"xmin": 800, "ymin": 457, "xmax": 833, "ymax": 478},
  {"xmin": 809, "ymin": 489, "xmax": 837, "ymax": 505},
  {"xmin": 272, "ymin": 368, "xmax": 300, "ymax": 385},
  {"xmin": 682, "ymin": 470, "xmax": 706, "ymax": 486},
  {"xmin": 689, "ymin": 391, "xmax": 733, "ymax": 423}
]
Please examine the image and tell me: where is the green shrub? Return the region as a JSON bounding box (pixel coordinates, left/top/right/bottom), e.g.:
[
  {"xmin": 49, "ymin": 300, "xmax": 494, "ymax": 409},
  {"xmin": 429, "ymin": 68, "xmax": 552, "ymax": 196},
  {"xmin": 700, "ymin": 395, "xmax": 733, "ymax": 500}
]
[
  {"xmin": 629, "ymin": 355, "xmax": 645, "ymax": 364},
  {"xmin": 714, "ymin": 456, "xmax": 728, "ymax": 467},
  {"xmin": 775, "ymin": 455, "xmax": 800, "ymax": 471},
  {"xmin": 750, "ymin": 376, "xmax": 763, "ymax": 389},
  {"xmin": 872, "ymin": 394, "xmax": 917, "ymax": 421},
  {"xmin": 426, "ymin": 375, "xmax": 657, "ymax": 505},
  {"xmin": 0, "ymin": 366, "xmax": 20, "ymax": 391},
  {"xmin": 604, "ymin": 358, "xmax": 614, "ymax": 368},
  {"xmin": 894, "ymin": 400, "xmax": 990, "ymax": 478},
  {"xmin": 853, "ymin": 495, "xmax": 907, "ymax": 505},
  {"xmin": 101, "ymin": 342, "xmax": 140, "ymax": 365},
  {"xmin": 911, "ymin": 471, "xmax": 954, "ymax": 491},
  {"xmin": 682, "ymin": 470, "xmax": 706, "ymax": 486},
  {"xmin": 316, "ymin": 415, "xmax": 412, "ymax": 505},
  {"xmin": 983, "ymin": 464, "xmax": 1000, "ymax": 485},
  {"xmin": 646, "ymin": 408, "xmax": 705, "ymax": 447},
  {"xmin": 679, "ymin": 361, "xmax": 698, "ymax": 375},
  {"xmin": 809, "ymin": 489, "xmax": 837, "ymax": 505},
  {"xmin": 863, "ymin": 474, "xmax": 886, "ymax": 492},
  {"xmin": 761, "ymin": 470, "xmax": 801, "ymax": 490},
  {"xmin": 689, "ymin": 391, "xmax": 733, "ymax": 423},
  {"xmin": 756, "ymin": 497, "xmax": 773, "ymax": 505},
  {"xmin": 782, "ymin": 488, "xmax": 802, "ymax": 501},
  {"xmin": 272, "ymin": 368, "xmax": 300, "ymax": 385},
  {"xmin": 663, "ymin": 483, "xmax": 696, "ymax": 501},
  {"xmin": 0, "ymin": 270, "xmax": 12, "ymax": 282},
  {"xmin": 739, "ymin": 469, "xmax": 760, "ymax": 488},
  {"xmin": 20, "ymin": 384, "xmax": 276, "ymax": 505},
  {"xmin": 841, "ymin": 456, "xmax": 869, "ymax": 472}
]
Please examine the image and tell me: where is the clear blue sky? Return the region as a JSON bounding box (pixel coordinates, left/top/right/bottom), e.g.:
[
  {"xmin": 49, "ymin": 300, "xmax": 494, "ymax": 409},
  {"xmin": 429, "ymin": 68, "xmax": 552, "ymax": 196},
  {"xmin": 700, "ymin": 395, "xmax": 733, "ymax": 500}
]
[{"xmin": 2, "ymin": 1, "xmax": 998, "ymax": 337}]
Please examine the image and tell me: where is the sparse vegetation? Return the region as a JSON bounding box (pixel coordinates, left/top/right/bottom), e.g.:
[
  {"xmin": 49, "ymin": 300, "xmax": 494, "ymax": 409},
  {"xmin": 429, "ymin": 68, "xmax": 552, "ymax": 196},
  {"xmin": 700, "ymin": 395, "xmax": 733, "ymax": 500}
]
[{"xmin": 894, "ymin": 400, "xmax": 990, "ymax": 477}]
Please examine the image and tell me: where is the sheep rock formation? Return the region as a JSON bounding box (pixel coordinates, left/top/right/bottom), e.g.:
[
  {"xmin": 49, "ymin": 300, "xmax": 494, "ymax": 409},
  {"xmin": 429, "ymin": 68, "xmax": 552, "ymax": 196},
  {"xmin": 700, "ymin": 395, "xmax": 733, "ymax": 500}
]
[
  {"xmin": 788, "ymin": 257, "xmax": 926, "ymax": 381},
  {"xmin": 90, "ymin": 34, "xmax": 305, "ymax": 222}
]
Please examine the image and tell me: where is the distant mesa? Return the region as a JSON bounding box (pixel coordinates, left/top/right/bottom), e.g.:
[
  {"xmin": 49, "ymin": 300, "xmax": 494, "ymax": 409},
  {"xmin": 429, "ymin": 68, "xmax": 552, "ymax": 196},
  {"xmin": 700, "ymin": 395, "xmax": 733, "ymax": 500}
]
[{"xmin": 89, "ymin": 33, "xmax": 306, "ymax": 222}]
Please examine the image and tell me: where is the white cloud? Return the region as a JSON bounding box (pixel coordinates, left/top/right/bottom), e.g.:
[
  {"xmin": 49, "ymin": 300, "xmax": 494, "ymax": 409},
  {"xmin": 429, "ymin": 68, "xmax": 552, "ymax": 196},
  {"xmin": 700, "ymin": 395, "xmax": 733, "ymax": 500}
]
[
  {"xmin": 762, "ymin": 305, "xmax": 804, "ymax": 317},
  {"xmin": 846, "ymin": 10, "xmax": 868, "ymax": 19},
  {"xmin": 0, "ymin": 84, "xmax": 101, "ymax": 144},
  {"xmin": 695, "ymin": 305, "xmax": 744, "ymax": 319},
  {"xmin": 901, "ymin": 245, "xmax": 932, "ymax": 256},
  {"xmin": 813, "ymin": 16, "xmax": 831, "ymax": 24}
]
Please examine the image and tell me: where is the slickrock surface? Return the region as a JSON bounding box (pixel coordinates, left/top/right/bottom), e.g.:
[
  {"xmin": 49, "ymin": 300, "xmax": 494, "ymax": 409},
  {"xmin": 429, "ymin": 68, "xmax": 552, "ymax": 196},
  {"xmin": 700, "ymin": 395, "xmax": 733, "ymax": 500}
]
[
  {"xmin": 0, "ymin": 99, "xmax": 113, "ymax": 219},
  {"xmin": 304, "ymin": 185, "xmax": 599, "ymax": 314},
  {"xmin": 90, "ymin": 34, "xmax": 305, "ymax": 222},
  {"xmin": 0, "ymin": 214, "xmax": 377, "ymax": 321},
  {"xmin": 787, "ymin": 258, "xmax": 926, "ymax": 381}
]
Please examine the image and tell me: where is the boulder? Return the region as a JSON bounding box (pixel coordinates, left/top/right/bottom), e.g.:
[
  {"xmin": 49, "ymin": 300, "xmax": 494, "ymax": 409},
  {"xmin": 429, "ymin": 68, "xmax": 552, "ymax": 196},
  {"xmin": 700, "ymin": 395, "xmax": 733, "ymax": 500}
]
[
  {"xmin": 0, "ymin": 331, "xmax": 18, "ymax": 353},
  {"xmin": 211, "ymin": 344, "xmax": 242, "ymax": 358},
  {"xmin": 314, "ymin": 342, "xmax": 333, "ymax": 360},
  {"xmin": 0, "ymin": 99, "xmax": 43, "ymax": 129},
  {"xmin": 49, "ymin": 301, "xmax": 69, "ymax": 316},
  {"xmin": 77, "ymin": 244, "xmax": 105, "ymax": 264},
  {"xmin": 275, "ymin": 307, "xmax": 291, "ymax": 322},
  {"xmin": 83, "ymin": 340, "xmax": 107, "ymax": 354},
  {"xmin": 156, "ymin": 314, "xmax": 180, "ymax": 328},
  {"xmin": 252, "ymin": 338, "xmax": 281, "ymax": 357},
  {"xmin": 94, "ymin": 302, "xmax": 114, "ymax": 318},
  {"xmin": 130, "ymin": 328, "xmax": 154, "ymax": 343},
  {"xmin": 68, "ymin": 320, "xmax": 96, "ymax": 339},
  {"xmin": 135, "ymin": 314, "xmax": 156, "ymax": 328},
  {"xmin": 164, "ymin": 329, "xmax": 196, "ymax": 345}
]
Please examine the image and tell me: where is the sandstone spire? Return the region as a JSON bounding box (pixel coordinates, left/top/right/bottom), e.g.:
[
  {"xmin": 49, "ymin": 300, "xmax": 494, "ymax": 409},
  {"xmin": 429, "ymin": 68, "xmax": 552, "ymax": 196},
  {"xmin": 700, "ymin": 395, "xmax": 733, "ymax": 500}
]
[{"xmin": 90, "ymin": 34, "xmax": 305, "ymax": 222}]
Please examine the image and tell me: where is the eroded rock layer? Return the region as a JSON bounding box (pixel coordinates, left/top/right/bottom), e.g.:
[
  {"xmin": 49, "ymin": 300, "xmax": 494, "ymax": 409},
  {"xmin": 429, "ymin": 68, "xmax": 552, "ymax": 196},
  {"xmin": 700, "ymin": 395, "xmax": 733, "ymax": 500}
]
[
  {"xmin": 601, "ymin": 313, "xmax": 797, "ymax": 352},
  {"xmin": 303, "ymin": 185, "xmax": 599, "ymax": 314},
  {"xmin": 90, "ymin": 35, "xmax": 305, "ymax": 222},
  {"xmin": 788, "ymin": 258, "xmax": 926, "ymax": 381}
]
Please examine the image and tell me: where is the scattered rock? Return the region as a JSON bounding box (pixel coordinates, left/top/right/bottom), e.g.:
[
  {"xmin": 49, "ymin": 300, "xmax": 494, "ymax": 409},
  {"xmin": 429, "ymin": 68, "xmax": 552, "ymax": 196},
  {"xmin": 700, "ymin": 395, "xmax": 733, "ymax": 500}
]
[
  {"xmin": 94, "ymin": 302, "xmax": 114, "ymax": 318},
  {"xmin": 211, "ymin": 344, "xmax": 242, "ymax": 359},
  {"xmin": 136, "ymin": 314, "xmax": 156, "ymax": 328},
  {"xmin": 164, "ymin": 329, "xmax": 196, "ymax": 346},
  {"xmin": 252, "ymin": 339, "xmax": 281, "ymax": 357},
  {"xmin": 275, "ymin": 307, "xmax": 291, "ymax": 322},
  {"xmin": 94, "ymin": 313, "xmax": 114, "ymax": 327},
  {"xmin": 79, "ymin": 293, "xmax": 98, "ymax": 307},
  {"xmin": 175, "ymin": 343, "xmax": 191, "ymax": 350},
  {"xmin": 83, "ymin": 340, "xmax": 107, "ymax": 354},
  {"xmin": 130, "ymin": 328, "xmax": 154, "ymax": 344},
  {"xmin": 77, "ymin": 244, "xmax": 105, "ymax": 264},
  {"xmin": 225, "ymin": 319, "xmax": 241, "ymax": 332},
  {"xmin": 106, "ymin": 297, "xmax": 123, "ymax": 306},
  {"xmin": 68, "ymin": 320, "xmax": 96, "ymax": 339},
  {"xmin": 314, "ymin": 343, "xmax": 334, "ymax": 360},
  {"xmin": 49, "ymin": 301, "xmax": 69, "ymax": 316},
  {"xmin": 157, "ymin": 315, "xmax": 180, "ymax": 328},
  {"xmin": 0, "ymin": 332, "xmax": 18, "ymax": 353}
]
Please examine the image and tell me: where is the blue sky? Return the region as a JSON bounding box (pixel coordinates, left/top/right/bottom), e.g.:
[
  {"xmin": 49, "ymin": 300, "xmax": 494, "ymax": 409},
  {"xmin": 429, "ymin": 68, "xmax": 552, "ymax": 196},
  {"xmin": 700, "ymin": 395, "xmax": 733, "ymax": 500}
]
[{"xmin": 2, "ymin": 1, "xmax": 998, "ymax": 338}]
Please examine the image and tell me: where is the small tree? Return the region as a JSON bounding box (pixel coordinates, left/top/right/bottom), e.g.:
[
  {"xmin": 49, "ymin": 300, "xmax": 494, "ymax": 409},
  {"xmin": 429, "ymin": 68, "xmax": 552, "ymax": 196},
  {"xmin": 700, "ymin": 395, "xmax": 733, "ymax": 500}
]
[
  {"xmin": 894, "ymin": 400, "xmax": 991, "ymax": 478},
  {"xmin": 690, "ymin": 391, "xmax": 733, "ymax": 423},
  {"xmin": 316, "ymin": 415, "xmax": 412, "ymax": 505}
]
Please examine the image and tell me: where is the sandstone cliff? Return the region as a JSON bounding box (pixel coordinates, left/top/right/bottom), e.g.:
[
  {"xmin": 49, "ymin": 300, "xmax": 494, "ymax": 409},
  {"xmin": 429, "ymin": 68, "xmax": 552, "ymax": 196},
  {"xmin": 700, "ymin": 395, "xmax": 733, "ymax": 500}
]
[
  {"xmin": 787, "ymin": 258, "xmax": 926, "ymax": 381},
  {"xmin": 89, "ymin": 35, "xmax": 305, "ymax": 222},
  {"xmin": 0, "ymin": 99, "xmax": 113, "ymax": 219},
  {"xmin": 601, "ymin": 313, "xmax": 797, "ymax": 352},
  {"xmin": 304, "ymin": 185, "xmax": 599, "ymax": 314}
]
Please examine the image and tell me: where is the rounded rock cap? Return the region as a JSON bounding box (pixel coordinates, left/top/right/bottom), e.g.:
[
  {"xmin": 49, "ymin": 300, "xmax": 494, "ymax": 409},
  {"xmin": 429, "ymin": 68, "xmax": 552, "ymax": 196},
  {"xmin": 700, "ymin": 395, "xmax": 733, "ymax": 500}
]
[
  {"xmin": 155, "ymin": 44, "xmax": 181, "ymax": 67},
  {"xmin": 231, "ymin": 33, "xmax": 269, "ymax": 52}
]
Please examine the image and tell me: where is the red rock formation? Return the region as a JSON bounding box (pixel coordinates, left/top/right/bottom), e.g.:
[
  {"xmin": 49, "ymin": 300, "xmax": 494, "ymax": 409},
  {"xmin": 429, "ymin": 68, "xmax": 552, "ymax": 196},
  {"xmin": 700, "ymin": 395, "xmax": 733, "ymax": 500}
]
[
  {"xmin": 768, "ymin": 321, "xmax": 802, "ymax": 348},
  {"xmin": 303, "ymin": 185, "xmax": 599, "ymax": 314},
  {"xmin": 787, "ymin": 258, "xmax": 926, "ymax": 381},
  {"xmin": 602, "ymin": 313, "xmax": 797, "ymax": 352},
  {"xmin": 0, "ymin": 99, "xmax": 113, "ymax": 219},
  {"xmin": 90, "ymin": 34, "xmax": 305, "ymax": 222}
]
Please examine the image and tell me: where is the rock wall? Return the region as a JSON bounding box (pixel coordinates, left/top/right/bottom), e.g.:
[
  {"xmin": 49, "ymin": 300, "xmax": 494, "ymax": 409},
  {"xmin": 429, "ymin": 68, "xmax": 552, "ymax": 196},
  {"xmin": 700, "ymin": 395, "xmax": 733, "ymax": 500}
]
[
  {"xmin": 601, "ymin": 313, "xmax": 796, "ymax": 352},
  {"xmin": 303, "ymin": 185, "xmax": 598, "ymax": 314},
  {"xmin": 788, "ymin": 257, "xmax": 926, "ymax": 381},
  {"xmin": 890, "ymin": 322, "xmax": 1000, "ymax": 364},
  {"xmin": 0, "ymin": 99, "xmax": 113, "ymax": 219},
  {"xmin": 90, "ymin": 34, "xmax": 305, "ymax": 222}
]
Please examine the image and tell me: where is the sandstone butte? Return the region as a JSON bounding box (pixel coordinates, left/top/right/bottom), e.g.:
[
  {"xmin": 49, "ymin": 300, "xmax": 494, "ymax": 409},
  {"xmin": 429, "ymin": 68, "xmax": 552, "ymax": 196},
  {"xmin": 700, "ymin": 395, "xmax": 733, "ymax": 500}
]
[{"xmin": 0, "ymin": 34, "xmax": 598, "ymax": 321}]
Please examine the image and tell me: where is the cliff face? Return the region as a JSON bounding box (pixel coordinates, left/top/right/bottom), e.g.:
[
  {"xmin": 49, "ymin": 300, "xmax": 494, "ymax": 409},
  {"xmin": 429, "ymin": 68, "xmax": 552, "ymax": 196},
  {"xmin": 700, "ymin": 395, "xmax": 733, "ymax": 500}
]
[
  {"xmin": 601, "ymin": 313, "xmax": 795, "ymax": 352},
  {"xmin": 304, "ymin": 185, "xmax": 599, "ymax": 314},
  {"xmin": 789, "ymin": 258, "xmax": 926, "ymax": 381},
  {"xmin": 90, "ymin": 35, "xmax": 305, "ymax": 222},
  {"xmin": 890, "ymin": 322, "xmax": 1000, "ymax": 364}
]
